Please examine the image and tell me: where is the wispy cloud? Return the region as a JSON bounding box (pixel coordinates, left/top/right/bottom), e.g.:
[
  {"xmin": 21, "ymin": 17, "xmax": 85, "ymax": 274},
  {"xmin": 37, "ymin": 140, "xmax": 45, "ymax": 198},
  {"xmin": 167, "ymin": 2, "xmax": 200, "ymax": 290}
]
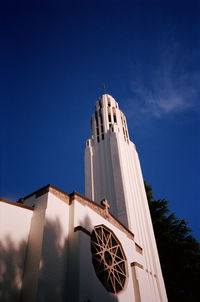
[{"xmin": 127, "ymin": 45, "xmax": 200, "ymax": 118}]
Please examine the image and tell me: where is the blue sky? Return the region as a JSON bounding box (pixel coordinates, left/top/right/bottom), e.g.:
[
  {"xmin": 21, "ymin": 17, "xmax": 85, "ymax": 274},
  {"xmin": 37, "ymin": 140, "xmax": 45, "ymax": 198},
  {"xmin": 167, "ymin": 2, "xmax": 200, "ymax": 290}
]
[{"xmin": 1, "ymin": 1, "xmax": 199, "ymax": 239}]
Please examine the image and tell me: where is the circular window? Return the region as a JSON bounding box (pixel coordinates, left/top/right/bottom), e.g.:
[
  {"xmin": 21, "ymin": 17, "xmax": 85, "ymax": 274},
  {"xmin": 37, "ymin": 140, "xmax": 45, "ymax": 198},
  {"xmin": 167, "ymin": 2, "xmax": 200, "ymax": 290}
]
[{"xmin": 90, "ymin": 225, "xmax": 127, "ymax": 294}]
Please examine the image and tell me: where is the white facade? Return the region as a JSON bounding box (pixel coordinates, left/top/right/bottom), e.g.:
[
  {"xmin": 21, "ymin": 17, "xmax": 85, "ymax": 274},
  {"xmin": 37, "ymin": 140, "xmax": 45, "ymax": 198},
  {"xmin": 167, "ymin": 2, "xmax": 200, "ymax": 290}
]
[
  {"xmin": 85, "ymin": 94, "xmax": 168, "ymax": 301},
  {"xmin": 0, "ymin": 186, "xmax": 160, "ymax": 302}
]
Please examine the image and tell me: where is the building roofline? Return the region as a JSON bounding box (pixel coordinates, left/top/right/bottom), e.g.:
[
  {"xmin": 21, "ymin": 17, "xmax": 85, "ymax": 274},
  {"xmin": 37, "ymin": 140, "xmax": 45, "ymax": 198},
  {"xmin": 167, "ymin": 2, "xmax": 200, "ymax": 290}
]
[
  {"xmin": 0, "ymin": 197, "xmax": 34, "ymax": 211},
  {"xmin": 15, "ymin": 184, "xmax": 135, "ymax": 242},
  {"xmin": 17, "ymin": 184, "xmax": 70, "ymax": 203}
]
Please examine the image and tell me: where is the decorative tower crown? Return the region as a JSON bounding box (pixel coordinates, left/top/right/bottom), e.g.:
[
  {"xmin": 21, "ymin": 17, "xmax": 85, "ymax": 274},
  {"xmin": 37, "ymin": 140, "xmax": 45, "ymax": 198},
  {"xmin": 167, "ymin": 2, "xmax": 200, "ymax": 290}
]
[{"xmin": 88, "ymin": 94, "xmax": 129, "ymax": 145}]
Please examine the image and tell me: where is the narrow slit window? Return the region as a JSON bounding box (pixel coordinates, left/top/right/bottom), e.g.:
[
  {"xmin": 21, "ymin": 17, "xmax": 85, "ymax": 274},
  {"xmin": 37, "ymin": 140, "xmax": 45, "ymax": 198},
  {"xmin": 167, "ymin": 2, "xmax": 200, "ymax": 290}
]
[
  {"xmin": 99, "ymin": 110, "xmax": 103, "ymax": 124},
  {"xmin": 97, "ymin": 136, "xmax": 100, "ymax": 143},
  {"xmin": 113, "ymin": 114, "xmax": 117, "ymax": 123},
  {"xmin": 108, "ymin": 114, "xmax": 111, "ymax": 123},
  {"xmin": 101, "ymin": 125, "xmax": 104, "ymax": 133},
  {"xmin": 95, "ymin": 113, "xmax": 98, "ymax": 126},
  {"xmin": 102, "ymin": 134, "xmax": 104, "ymax": 140}
]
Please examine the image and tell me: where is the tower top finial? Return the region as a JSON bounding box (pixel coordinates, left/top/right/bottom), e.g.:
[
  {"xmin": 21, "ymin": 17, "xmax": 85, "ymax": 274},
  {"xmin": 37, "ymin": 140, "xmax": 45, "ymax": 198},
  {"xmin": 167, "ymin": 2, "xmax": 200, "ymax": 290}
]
[{"xmin": 102, "ymin": 83, "xmax": 107, "ymax": 94}]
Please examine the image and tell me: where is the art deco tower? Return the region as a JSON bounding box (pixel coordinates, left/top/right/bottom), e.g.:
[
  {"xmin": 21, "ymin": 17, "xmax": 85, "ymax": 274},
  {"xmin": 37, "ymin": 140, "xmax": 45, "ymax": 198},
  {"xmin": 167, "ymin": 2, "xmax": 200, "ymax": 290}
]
[{"xmin": 85, "ymin": 94, "xmax": 167, "ymax": 301}]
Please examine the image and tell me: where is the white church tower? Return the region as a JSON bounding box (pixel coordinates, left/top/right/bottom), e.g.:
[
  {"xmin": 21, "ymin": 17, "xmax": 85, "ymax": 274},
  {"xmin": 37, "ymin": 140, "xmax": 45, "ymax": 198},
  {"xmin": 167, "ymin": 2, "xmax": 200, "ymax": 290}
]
[
  {"xmin": 0, "ymin": 93, "xmax": 168, "ymax": 302},
  {"xmin": 85, "ymin": 94, "xmax": 168, "ymax": 301}
]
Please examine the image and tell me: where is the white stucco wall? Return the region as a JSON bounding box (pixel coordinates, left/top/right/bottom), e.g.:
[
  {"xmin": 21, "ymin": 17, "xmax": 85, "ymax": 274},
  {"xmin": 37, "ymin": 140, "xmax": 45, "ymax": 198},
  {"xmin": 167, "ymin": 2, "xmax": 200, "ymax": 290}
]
[
  {"xmin": 20, "ymin": 189, "xmax": 71, "ymax": 302},
  {"xmin": 0, "ymin": 200, "xmax": 33, "ymax": 245},
  {"xmin": 0, "ymin": 199, "xmax": 33, "ymax": 302},
  {"xmin": 36, "ymin": 192, "xmax": 70, "ymax": 302}
]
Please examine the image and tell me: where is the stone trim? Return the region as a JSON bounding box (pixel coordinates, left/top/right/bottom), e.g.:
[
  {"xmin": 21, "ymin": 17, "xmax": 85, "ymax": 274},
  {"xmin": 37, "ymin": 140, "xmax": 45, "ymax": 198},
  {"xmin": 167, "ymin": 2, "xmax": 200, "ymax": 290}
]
[
  {"xmin": 17, "ymin": 184, "xmax": 51, "ymax": 202},
  {"xmin": 135, "ymin": 242, "xmax": 143, "ymax": 254},
  {"xmin": 70, "ymin": 191, "xmax": 135, "ymax": 241},
  {"xmin": 17, "ymin": 184, "xmax": 70, "ymax": 205},
  {"xmin": 0, "ymin": 198, "xmax": 34, "ymax": 211},
  {"xmin": 74, "ymin": 226, "xmax": 91, "ymax": 236},
  {"xmin": 36, "ymin": 186, "xmax": 50, "ymax": 198},
  {"xmin": 131, "ymin": 262, "xmax": 144, "ymax": 270},
  {"xmin": 145, "ymin": 268, "xmax": 156, "ymax": 277},
  {"xmin": 49, "ymin": 186, "xmax": 70, "ymax": 205},
  {"xmin": 131, "ymin": 262, "xmax": 156, "ymax": 277}
]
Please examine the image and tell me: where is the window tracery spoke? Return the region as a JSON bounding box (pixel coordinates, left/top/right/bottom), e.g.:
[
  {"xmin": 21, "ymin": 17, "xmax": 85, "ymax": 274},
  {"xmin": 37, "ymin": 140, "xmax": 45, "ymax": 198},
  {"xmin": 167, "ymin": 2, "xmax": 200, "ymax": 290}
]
[{"xmin": 91, "ymin": 225, "xmax": 127, "ymax": 294}]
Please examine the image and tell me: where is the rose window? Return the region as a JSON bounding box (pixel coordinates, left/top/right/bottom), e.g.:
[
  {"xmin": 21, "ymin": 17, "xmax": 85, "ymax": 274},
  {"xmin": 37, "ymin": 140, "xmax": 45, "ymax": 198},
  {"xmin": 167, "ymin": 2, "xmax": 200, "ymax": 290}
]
[{"xmin": 90, "ymin": 225, "xmax": 127, "ymax": 294}]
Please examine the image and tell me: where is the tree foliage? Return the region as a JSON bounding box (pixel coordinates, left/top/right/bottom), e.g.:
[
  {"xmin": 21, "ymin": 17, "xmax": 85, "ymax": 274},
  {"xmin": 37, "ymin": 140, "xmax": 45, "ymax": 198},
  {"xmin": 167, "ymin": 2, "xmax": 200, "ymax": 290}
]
[{"xmin": 145, "ymin": 181, "xmax": 200, "ymax": 302}]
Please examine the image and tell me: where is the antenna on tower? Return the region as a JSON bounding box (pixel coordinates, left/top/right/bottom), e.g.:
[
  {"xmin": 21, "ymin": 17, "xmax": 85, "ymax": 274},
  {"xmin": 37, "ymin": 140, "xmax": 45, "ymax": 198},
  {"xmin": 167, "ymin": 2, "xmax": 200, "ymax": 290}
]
[{"xmin": 102, "ymin": 83, "xmax": 107, "ymax": 94}]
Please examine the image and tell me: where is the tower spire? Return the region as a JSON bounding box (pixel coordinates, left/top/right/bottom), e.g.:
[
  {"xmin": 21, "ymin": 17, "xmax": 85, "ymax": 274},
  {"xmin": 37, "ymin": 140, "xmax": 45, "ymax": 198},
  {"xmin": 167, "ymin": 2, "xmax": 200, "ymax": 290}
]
[{"xmin": 102, "ymin": 83, "xmax": 107, "ymax": 94}]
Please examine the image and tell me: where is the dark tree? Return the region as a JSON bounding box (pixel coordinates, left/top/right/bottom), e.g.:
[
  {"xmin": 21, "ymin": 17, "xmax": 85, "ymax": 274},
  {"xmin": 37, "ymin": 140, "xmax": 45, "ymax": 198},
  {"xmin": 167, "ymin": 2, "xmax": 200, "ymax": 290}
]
[{"xmin": 145, "ymin": 181, "xmax": 200, "ymax": 302}]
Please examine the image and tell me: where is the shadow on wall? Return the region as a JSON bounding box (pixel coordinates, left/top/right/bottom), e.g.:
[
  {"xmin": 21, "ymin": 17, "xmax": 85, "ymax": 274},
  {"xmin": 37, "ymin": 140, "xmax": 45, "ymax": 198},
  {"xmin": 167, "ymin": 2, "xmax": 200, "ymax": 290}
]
[
  {"xmin": 0, "ymin": 219, "xmax": 119, "ymax": 302},
  {"xmin": 37, "ymin": 216, "xmax": 119, "ymax": 302},
  {"xmin": 0, "ymin": 236, "xmax": 27, "ymax": 302},
  {"xmin": 36, "ymin": 217, "xmax": 68, "ymax": 302}
]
